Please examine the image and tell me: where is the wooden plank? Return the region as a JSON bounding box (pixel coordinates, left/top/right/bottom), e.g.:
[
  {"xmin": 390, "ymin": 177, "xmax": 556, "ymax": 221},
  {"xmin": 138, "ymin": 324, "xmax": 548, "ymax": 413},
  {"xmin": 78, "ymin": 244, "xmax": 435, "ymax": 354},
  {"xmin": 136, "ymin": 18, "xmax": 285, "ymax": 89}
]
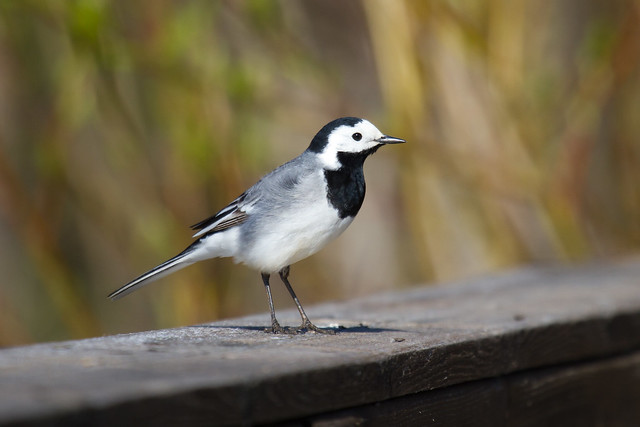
[
  {"xmin": 311, "ymin": 379, "xmax": 509, "ymax": 426},
  {"xmin": 506, "ymin": 353, "xmax": 640, "ymax": 426},
  {"xmin": 1, "ymin": 258, "xmax": 640, "ymax": 425},
  {"xmin": 309, "ymin": 351, "xmax": 640, "ymax": 426}
]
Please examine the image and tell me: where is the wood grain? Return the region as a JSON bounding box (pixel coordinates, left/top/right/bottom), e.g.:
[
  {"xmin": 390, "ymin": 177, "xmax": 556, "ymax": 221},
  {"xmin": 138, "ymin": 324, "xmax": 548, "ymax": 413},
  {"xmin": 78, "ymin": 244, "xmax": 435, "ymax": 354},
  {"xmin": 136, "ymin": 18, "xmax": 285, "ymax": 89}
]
[{"xmin": 309, "ymin": 352, "xmax": 640, "ymax": 426}]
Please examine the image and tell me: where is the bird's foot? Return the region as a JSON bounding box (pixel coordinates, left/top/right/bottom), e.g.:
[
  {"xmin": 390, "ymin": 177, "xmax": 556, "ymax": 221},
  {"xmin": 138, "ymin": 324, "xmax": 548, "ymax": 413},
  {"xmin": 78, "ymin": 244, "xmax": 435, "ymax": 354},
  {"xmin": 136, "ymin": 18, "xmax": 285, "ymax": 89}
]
[
  {"xmin": 296, "ymin": 320, "xmax": 335, "ymax": 335},
  {"xmin": 264, "ymin": 320, "xmax": 288, "ymax": 334},
  {"xmin": 264, "ymin": 319, "xmax": 335, "ymax": 335}
]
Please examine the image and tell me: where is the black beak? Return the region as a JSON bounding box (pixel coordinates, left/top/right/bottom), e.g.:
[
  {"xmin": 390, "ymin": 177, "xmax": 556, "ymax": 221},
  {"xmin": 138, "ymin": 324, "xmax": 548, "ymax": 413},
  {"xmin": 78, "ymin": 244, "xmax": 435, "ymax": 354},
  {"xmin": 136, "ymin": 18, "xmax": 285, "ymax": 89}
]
[{"xmin": 376, "ymin": 135, "xmax": 406, "ymax": 144}]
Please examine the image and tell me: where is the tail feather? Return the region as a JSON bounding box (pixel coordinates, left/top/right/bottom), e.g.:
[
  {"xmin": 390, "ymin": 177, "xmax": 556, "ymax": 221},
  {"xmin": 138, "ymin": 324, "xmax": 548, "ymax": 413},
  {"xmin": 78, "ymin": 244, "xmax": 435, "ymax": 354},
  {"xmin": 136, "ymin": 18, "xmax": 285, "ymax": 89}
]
[{"xmin": 108, "ymin": 249, "xmax": 196, "ymax": 300}]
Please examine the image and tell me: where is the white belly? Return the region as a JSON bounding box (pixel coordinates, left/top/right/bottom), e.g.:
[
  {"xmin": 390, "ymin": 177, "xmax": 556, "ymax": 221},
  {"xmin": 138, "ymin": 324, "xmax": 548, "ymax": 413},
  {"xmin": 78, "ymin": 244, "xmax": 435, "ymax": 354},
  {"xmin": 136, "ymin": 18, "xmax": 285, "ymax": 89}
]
[{"xmin": 234, "ymin": 198, "xmax": 354, "ymax": 273}]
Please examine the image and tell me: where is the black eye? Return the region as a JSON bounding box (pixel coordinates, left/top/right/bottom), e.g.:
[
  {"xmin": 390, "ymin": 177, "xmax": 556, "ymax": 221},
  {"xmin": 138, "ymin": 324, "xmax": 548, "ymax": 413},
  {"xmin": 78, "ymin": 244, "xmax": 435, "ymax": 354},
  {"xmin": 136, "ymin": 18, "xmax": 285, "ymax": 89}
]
[{"xmin": 352, "ymin": 132, "xmax": 362, "ymax": 141}]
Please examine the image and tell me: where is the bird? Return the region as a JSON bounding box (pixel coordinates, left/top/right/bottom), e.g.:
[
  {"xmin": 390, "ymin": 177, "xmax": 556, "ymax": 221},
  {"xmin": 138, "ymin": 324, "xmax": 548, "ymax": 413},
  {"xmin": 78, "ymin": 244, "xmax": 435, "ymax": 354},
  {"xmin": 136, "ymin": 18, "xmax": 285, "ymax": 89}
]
[{"xmin": 108, "ymin": 117, "xmax": 405, "ymax": 334}]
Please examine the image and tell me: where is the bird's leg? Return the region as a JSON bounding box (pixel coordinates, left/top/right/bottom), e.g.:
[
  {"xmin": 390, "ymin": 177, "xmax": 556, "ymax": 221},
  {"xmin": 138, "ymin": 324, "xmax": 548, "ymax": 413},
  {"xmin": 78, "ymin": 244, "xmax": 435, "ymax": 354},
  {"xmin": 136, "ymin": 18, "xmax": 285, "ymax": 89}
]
[
  {"xmin": 261, "ymin": 273, "xmax": 287, "ymax": 334},
  {"xmin": 278, "ymin": 266, "xmax": 334, "ymax": 334}
]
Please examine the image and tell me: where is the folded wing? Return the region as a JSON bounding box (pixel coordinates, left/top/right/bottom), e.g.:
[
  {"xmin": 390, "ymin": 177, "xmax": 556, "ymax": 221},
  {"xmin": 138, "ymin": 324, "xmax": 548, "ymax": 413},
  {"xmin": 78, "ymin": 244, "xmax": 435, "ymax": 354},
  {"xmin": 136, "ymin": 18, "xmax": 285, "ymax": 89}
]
[{"xmin": 190, "ymin": 193, "xmax": 252, "ymax": 238}]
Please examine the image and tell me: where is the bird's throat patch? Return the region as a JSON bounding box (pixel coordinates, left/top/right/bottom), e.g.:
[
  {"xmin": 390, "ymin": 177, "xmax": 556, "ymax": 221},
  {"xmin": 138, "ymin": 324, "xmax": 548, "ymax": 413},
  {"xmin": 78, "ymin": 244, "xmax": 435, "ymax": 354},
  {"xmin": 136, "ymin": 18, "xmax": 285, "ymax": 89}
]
[{"xmin": 324, "ymin": 151, "xmax": 373, "ymax": 218}]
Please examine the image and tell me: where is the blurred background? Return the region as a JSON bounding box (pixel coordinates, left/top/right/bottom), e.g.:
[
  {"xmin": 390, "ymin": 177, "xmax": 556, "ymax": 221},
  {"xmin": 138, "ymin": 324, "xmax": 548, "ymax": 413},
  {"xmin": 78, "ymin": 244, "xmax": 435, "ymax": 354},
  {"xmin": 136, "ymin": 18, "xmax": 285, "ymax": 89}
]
[{"xmin": 1, "ymin": 0, "xmax": 639, "ymax": 347}]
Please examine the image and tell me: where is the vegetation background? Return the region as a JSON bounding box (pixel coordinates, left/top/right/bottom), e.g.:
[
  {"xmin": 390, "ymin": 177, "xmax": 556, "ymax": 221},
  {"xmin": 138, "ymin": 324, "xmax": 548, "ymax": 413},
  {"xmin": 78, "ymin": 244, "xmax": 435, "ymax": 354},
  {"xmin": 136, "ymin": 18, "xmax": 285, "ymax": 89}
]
[{"xmin": 1, "ymin": 1, "xmax": 638, "ymax": 346}]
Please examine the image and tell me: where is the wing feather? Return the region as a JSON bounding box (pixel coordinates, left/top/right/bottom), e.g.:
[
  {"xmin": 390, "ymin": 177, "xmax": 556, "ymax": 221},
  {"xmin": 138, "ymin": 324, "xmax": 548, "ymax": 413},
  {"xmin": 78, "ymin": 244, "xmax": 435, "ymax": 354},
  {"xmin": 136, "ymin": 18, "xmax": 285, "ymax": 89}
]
[{"xmin": 191, "ymin": 193, "xmax": 253, "ymax": 238}]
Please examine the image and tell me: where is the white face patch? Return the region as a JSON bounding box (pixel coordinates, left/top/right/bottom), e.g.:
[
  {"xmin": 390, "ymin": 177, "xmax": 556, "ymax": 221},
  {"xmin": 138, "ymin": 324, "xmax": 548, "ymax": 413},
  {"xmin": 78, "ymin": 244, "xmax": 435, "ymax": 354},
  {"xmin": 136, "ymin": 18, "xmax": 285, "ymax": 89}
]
[{"xmin": 317, "ymin": 119, "xmax": 385, "ymax": 170}]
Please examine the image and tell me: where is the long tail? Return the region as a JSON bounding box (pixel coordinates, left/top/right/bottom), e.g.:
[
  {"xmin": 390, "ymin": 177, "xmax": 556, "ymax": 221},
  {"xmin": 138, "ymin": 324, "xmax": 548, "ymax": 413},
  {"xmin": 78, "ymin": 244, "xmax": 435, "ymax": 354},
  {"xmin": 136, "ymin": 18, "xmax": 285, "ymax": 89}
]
[{"xmin": 108, "ymin": 245, "xmax": 199, "ymax": 300}]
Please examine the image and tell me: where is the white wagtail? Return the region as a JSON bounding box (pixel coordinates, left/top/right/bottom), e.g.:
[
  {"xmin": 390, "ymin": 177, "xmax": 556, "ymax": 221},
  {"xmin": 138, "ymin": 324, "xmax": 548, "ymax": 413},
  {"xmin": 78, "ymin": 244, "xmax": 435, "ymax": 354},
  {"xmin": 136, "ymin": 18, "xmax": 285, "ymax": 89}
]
[{"xmin": 109, "ymin": 117, "xmax": 405, "ymax": 334}]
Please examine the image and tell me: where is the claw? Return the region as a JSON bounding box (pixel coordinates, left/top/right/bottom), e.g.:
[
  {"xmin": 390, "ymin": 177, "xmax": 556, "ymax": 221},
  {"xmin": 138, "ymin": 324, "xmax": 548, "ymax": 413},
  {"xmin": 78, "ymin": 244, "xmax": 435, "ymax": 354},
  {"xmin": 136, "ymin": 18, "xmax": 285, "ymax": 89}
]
[
  {"xmin": 297, "ymin": 320, "xmax": 335, "ymax": 335},
  {"xmin": 264, "ymin": 320, "xmax": 288, "ymax": 334}
]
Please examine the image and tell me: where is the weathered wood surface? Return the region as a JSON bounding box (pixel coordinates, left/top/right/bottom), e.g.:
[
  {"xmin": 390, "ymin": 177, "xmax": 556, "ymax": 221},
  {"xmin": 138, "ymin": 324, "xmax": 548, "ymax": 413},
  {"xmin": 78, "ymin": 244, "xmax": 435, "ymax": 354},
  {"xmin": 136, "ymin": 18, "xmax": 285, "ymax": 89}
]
[
  {"xmin": 310, "ymin": 351, "xmax": 640, "ymax": 426},
  {"xmin": 1, "ymin": 258, "xmax": 640, "ymax": 426}
]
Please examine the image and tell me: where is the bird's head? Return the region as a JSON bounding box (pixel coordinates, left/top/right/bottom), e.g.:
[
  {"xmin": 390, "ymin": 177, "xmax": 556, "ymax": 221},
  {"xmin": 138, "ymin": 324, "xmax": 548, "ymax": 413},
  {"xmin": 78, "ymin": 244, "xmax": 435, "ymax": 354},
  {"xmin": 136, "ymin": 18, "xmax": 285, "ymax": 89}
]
[{"xmin": 307, "ymin": 117, "xmax": 405, "ymax": 170}]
